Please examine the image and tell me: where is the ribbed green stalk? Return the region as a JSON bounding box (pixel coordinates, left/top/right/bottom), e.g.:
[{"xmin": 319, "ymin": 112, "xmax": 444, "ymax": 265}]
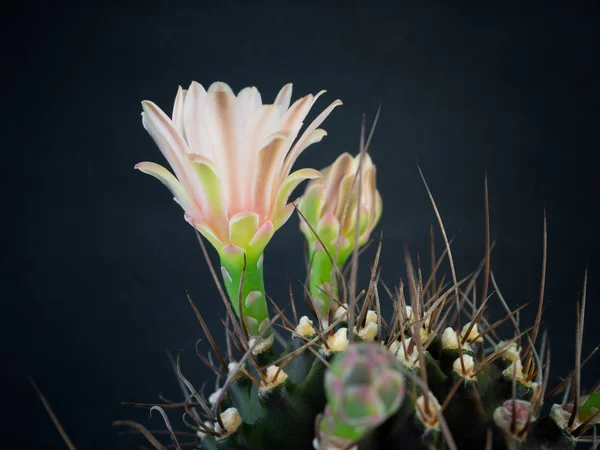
[
  {"xmin": 220, "ymin": 249, "xmax": 269, "ymax": 338},
  {"xmin": 308, "ymin": 244, "xmax": 352, "ymax": 318}
]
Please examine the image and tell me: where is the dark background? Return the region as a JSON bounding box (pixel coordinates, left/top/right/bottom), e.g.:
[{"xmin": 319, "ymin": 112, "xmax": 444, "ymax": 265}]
[{"xmin": 5, "ymin": 1, "xmax": 599, "ymax": 448}]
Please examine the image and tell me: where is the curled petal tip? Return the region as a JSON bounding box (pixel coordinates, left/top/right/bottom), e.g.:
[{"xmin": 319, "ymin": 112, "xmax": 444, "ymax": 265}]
[{"xmin": 305, "ymin": 169, "xmax": 323, "ymax": 179}]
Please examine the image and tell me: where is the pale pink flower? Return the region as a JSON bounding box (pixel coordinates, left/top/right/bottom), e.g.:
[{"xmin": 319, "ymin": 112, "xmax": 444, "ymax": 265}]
[{"xmin": 136, "ymin": 81, "xmax": 342, "ymax": 255}]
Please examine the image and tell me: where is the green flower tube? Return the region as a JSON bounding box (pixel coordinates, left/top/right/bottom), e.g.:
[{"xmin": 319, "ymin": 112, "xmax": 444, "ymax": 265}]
[{"xmin": 219, "ymin": 245, "xmax": 268, "ymax": 338}]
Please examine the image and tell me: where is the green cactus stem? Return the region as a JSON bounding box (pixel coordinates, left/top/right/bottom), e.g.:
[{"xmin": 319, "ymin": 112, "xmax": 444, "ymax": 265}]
[{"xmin": 307, "ymin": 241, "xmax": 352, "ymax": 319}]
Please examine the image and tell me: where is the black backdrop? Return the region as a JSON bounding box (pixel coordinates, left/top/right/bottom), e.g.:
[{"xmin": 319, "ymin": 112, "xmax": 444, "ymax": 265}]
[{"xmin": 5, "ymin": 1, "xmax": 599, "ymax": 449}]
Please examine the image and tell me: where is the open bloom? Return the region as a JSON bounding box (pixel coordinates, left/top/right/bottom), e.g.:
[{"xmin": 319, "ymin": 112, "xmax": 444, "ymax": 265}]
[{"xmin": 136, "ymin": 81, "xmax": 342, "ymax": 257}]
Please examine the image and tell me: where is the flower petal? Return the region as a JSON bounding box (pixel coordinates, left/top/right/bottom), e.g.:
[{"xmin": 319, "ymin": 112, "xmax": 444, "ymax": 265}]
[
  {"xmin": 141, "ymin": 101, "xmax": 193, "ymax": 187},
  {"xmin": 172, "ymin": 86, "xmax": 187, "ymax": 137},
  {"xmin": 272, "ymin": 201, "xmax": 296, "ymax": 231},
  {"xmin": 190, "ymin": 219, "xmax": 226, "ymax": 250},
  {"xmin": 321, "ymin": 152, "xmax": 354, "ymax": 215},
  {"xmin": 228, "ymin": 211, "xmax": 260, "ymax": 249},
  {"xmin": 265, "ymin": 94, "xmax": 322, "ymax": 189},
  {"xmin": 244, "ymin": 106, "xmax": 286, "ymax": 212},
  {"xmin": 187, "ymin": 153, "xmax": 228, "ymax": 241},
  {"xmin": 298, "ymin": 184, "xmax": 325, "ymax": 228},
  {"xmin": 183, "ymin": 81, "xmax": 208, "ymax": 156},
  {"xmin": 335, "ymin": 172, "xmax": 359, "ymax": 230},
  {"xmin": 316, "ymin": 213, "xmax": 341, "ymax": 246},
  {"xmin": 252, "ymin": 131, "xmax": 293, "ymax": 219},
  {"xmin": 364, "ymin": 165, "xmax": 378, "ymax": 222},
  {"xmin": 279, "ymin": 94, "xmax": 314, "ymax": 143},
  {"xmin": 346, "ymin": 204, "xmax": 371, "ymax": 239},
  {"xmin": 203, "ymin": 82, "xmax": 244, "ymax": 214},
  {"xmin": 274, "ymin": 83, "xmax": 293, "ymax": 112},
  {"xmin": 135, "ymin": 162, "xmax": 200, "ymax": 217},
  {"xmin": 237, "ymin": 86, "xmax": 262, "ymax": 125},
  {"xmin": 373, "ymin": 190, "xmax": 383, "ymax": 229},
  {"xmin": 281, "ymin": 99, "xmax": 342, "ymax": 179},
  {"xmin": 255, "ymin": 115, "xmax": 288, "ymax": 151},
  {"xmin": 248, "ymin": 220, "xmax": 275, "ymax": 255},
  {"xmin": 281, "ymin": 129, "xmax": 328, "ymax": 189},
  {"xmin": 273, "ymin": 168, "xmax": 322, "ymax": 218}
]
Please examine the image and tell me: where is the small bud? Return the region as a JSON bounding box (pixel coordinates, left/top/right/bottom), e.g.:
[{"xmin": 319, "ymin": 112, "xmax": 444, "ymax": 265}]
[
  {"xmin": 208, "ymin": 388, "xmax": 223, "ymax": 406},
  {"xmin": 248, "ymin": 334, "xmax": 275, "ymax": 355},
  {"xmin": 493, "ymin": 400, "xmax": 535, "ymax": 438},
  {"xmin": 422, "ymin": 314, "xmax": 432, "ymax": 329},
  {"xmin": 215, "ymin": 407, "xmax": 242, "ymax": 436},
  {"xmin": 322, "ymin": 328, "xmax": 349, "ymax": 354},
  {"xmin": 227, "ymin": 361, "xmax": 249, "ymax": 381},
  {"xmin": 296, "ymin": 315, "xmax": 316, "ymax": 337},
  {"xmin": 453, "ymin": 354, "xmax": 476, "ymax": 380},
  {"xmin": 334, "ymin": 303, "xmax": 349, "ymax": 321},
  {"xmin": 441, "ymin": 327, "xmax": 459, "ymax": 350},
  {"xmin": 415, "ymin": 392, "xmax": 442, "ymax": 430},
  {"xmin": 389, "ymin": 338, "xmax": 420, "ymax": 368},
  {"xmin": 461, "ymin": 322, "xmax": 483, "ymax": 343},
  {"xmin": 550, "ymin": 403, "xmax": 580, "ymax": 431},
  {"xmin": 502, "ymin": 360, "xmax": 531, "ymax": 387},
  {"xmin": 495, "ymin": 341, "xmax": 521, "ymax": 362},
  {"xmin": 418, "ymin": 326, "xmax": 431, "ymax": 343},
  {"xmin": 259, "ymin": 365, "xmax": 289, "ymax": 392},
  {"xmin": 354, "ymin": 310, "xmax": 378, "ymax": 341}
]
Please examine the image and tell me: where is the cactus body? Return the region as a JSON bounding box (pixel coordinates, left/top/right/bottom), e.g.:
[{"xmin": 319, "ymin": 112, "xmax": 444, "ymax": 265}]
[{"xmin": 127, "ymin": 85, "xmax": 597, "ymax": 450}]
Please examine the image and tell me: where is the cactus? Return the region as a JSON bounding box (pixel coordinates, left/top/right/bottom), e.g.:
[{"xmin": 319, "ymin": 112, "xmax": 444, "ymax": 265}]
[{"xmin": 110, "ymin": 81, "xmax": 599, "ymax": 450}]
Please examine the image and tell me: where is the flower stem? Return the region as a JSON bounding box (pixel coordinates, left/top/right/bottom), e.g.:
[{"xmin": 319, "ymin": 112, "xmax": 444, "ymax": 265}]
[
  {"xmin": 220, "ymin": 247, "xmax": 270, "ymax": 338},
  {"xmin": 308, "ymin": 245, "xmax": 352, "ymax": 319}
]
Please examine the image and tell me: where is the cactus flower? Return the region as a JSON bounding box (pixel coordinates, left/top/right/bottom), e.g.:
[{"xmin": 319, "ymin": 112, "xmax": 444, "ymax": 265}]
[
  {"xmin": 137, "ymin": 81, "xmax": 341, "ymax": 342},
  {"xmin": 298, "ymin": 152, "xmax": 382, "ymax": 318}
]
